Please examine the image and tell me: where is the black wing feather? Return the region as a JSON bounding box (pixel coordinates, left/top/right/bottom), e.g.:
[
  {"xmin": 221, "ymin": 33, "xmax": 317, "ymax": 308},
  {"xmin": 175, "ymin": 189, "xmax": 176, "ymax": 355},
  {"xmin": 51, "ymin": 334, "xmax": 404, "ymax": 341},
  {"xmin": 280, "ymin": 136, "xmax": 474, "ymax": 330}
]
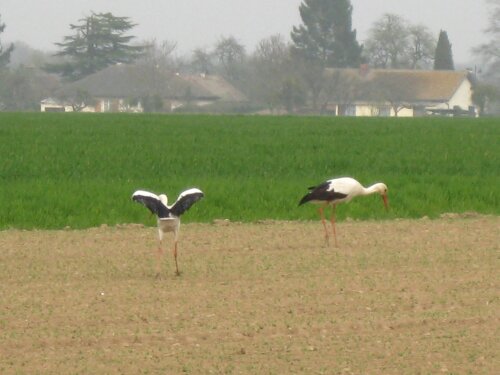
[
  {"xmin": 132, "ymin": 193, "xmax": 170, "ymax": 218},
  {"xmin": 170, "ymin": 190, "xmax": 204, "ymax": 217},
  {"xmin": 299, "ymin": 181, "xmax": 347, "ymax": 206}
]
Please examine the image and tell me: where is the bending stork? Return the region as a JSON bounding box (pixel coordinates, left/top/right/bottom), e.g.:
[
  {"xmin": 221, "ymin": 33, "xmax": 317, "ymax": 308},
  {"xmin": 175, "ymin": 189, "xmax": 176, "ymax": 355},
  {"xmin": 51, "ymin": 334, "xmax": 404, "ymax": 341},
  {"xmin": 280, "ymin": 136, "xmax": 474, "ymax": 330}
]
[{"xmin": 299, "ymin": 177, "xmax": 388, "ymax": 246}]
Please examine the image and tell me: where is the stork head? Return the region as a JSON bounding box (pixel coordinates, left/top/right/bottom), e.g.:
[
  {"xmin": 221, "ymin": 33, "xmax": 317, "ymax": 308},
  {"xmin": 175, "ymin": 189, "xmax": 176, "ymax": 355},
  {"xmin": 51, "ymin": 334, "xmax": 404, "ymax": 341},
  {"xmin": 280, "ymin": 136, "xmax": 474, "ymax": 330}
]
[
  {"xmin": 376, "ymin": 183, "xmax": 389, "ymax": 210},
  {"xmin": 159, "ymin": 194, "xmax": 168, "ymax": 207},
  {"xmin": 369, "ymin": 183, "xmax": 389, "ymax": 210}
]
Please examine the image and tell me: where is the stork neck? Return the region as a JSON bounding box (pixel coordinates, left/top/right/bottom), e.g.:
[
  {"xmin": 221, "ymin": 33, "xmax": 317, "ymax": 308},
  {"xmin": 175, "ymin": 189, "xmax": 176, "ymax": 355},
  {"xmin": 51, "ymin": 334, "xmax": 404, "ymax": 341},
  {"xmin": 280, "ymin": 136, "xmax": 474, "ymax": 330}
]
[
  {"xmin": 159, "ymin": 195, "xmax": 168, "ymax": 206},
  {"xmin": 363, "ymin": 183, "xmax": 383, "ymax": 196}
]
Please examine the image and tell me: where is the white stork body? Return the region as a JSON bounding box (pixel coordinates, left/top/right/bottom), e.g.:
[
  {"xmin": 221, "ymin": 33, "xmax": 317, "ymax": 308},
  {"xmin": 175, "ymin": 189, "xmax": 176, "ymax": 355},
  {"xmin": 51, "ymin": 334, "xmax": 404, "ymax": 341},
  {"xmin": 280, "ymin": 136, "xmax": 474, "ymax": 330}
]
[
  {"xmin": 299, "ymin": 177, "xmax": 388, "ymax": 246},
  {"xmin": 132, "ymin": 188, "xmax": 204, "ymax": 275}
]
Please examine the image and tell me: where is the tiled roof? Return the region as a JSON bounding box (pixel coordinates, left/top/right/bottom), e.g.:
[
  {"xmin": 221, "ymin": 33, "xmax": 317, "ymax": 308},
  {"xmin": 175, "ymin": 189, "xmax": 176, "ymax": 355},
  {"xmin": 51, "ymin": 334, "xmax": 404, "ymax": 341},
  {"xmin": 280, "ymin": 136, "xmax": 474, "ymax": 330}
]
[
  {"xmin": 326, "ymin": 68, "xmax": 471, "ymax": 102},
  {"xmin": 58, "ymin": 64, "xmax": 246, "ymax": 101},
  {"xmin": 183, "ymin": 74, "xmax": 247, "ymax": 102}
]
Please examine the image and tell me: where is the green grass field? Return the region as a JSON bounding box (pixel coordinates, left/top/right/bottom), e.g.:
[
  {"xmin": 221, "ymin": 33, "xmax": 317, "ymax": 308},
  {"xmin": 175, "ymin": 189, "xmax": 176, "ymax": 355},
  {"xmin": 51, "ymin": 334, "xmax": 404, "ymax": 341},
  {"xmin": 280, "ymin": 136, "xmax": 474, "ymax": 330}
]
[{"xmin": 0, "ymin": 113, "xmax": 498, "ymax": 229}]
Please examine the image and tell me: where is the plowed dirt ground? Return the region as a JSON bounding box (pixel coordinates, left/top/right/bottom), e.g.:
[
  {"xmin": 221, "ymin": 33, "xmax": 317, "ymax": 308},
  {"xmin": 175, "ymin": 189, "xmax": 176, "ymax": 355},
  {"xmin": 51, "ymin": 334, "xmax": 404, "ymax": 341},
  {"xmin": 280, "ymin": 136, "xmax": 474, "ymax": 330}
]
[{"xmin": 1, "ymin": 216, "xmax": 498, "ymax": 374}]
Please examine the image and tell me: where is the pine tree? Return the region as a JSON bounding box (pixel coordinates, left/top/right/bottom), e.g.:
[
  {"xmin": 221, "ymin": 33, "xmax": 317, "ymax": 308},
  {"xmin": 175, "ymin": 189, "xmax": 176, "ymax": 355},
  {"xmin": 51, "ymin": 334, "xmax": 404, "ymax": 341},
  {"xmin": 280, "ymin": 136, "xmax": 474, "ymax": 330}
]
[
  {"xmin": 46, "ymin": 12, "xmax": 145, "ymax": 80},
  {"xmin": 434, "ymin": 30, "xmax": 454, "ymax": 70},
  {"xmin": 291, "ymin": 0, "xmax": 362, "ymax": 68}
]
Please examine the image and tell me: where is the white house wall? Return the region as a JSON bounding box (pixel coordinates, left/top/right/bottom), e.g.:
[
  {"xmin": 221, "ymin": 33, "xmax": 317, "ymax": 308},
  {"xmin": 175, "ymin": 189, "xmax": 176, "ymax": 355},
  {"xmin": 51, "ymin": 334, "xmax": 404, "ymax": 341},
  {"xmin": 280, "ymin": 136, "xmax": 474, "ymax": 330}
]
[
  {"xmin": 427, "ymin": 79, "xmax": 474, "ymax": 112},
  {"xmin": 354, "ymin": 104, "xmax": 414, "ymax": 117},
  {"xmin": 448, "ymin": 79, "xmax": 474, "ymax": 109},
  {"xmin": 393, "ymin": 107, "xmax": 414, "ymax": 117},
  {"xmin": 355, "ymin": 105, "xmax": 376, "ymax": 116},
  {"xmin": 40, "ymin": 103, "xmax": 74, "ymax": 112}
]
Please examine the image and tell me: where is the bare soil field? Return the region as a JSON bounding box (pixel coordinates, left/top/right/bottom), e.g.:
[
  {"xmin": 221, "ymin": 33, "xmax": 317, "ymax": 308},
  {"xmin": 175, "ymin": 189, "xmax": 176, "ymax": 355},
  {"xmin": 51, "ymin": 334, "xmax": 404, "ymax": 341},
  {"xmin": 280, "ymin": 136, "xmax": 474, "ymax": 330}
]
[{"xmin": 1, "ymin": 216, "xmax": 498, "ymax": 374}]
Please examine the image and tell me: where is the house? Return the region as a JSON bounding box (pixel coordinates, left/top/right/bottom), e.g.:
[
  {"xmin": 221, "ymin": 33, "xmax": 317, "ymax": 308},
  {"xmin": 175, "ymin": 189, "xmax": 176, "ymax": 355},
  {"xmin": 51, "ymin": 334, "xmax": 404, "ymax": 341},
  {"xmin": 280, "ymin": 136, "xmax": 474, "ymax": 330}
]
[
  {"xmin": 40, "ymin": 97, "xmax": 72, "ymax": 112},
  {"xmin": 322, "ymin": 67, "xmax": 477, "ymax": 117},
  {"xmin": 41, "ymin": 63, "xmax": 247, "ymax": 113}
]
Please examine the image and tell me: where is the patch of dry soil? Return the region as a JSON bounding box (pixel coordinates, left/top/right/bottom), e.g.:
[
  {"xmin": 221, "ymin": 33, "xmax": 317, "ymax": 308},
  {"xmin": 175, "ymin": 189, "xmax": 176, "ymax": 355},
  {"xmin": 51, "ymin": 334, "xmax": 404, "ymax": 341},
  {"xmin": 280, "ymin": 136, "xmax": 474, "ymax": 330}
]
[{"xmin": 0, "ymin": 216, "xmax": 498, "ymax": 374}]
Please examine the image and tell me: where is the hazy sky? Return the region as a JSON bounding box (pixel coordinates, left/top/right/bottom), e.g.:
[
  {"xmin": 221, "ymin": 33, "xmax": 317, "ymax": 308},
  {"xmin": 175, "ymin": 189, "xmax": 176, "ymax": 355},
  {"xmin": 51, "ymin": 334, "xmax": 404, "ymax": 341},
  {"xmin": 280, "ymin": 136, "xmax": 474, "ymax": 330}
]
[{"xmin": 1, "ymin": 0, "xmax": 490, "ymax": 64}]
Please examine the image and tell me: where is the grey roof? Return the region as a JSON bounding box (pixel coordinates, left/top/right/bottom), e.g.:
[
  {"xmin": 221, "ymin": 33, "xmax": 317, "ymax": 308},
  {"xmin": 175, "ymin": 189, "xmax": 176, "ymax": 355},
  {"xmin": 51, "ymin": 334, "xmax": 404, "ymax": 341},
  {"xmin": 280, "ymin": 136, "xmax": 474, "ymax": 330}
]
[
  {"xmin": 58, "ymin": 64, "xmax": 247, "ymax": 102},
  {"xmin": 326, "ymin": 68, "xmax": 472, "ymax": 103}
]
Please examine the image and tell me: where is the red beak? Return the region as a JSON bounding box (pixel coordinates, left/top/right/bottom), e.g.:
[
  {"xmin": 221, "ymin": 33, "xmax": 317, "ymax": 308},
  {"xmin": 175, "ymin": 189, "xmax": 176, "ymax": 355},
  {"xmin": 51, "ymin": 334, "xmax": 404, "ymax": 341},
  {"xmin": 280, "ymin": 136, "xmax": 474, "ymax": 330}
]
[{"xmin": 382, "ymin": 194, "xmax": 389, "ymax": 211}]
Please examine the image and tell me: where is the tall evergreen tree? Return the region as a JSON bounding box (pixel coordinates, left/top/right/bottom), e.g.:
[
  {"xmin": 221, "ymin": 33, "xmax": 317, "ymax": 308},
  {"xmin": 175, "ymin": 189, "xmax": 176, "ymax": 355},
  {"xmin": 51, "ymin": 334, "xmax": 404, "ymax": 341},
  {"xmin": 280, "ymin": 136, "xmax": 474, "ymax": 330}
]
[
  {"xmin": 291, "ymin": 0, "xmax": 362, "ymax": 67},
  {"xmin": 0, "ymin": 14, "xmax": 14, "ymax": 68},
  {"xmin": 46, "ymin": 12, "xmax": 145, "ymax": 81},
  {"xmin": 434, "ymin": 30, "xmax": 454, "ymax": 70}
]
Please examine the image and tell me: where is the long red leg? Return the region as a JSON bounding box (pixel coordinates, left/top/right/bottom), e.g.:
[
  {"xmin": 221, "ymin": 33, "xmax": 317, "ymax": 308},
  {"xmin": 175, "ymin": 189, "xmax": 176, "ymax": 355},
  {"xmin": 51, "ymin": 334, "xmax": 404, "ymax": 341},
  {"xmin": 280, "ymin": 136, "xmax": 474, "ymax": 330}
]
[
  {"xmin": 156, "ymin": 240, "xmax": 163, "ymax": 277},
  {"xmin": 173, "ymin": 241, "xmax": 180, "ymax": 276},
  {"xmin": 318, "ymin": 206, "xmax": 329, "ymax": 244},
  {"xmin": 330, "ymin": 205, "xmax": 338, "ymax": 247}
]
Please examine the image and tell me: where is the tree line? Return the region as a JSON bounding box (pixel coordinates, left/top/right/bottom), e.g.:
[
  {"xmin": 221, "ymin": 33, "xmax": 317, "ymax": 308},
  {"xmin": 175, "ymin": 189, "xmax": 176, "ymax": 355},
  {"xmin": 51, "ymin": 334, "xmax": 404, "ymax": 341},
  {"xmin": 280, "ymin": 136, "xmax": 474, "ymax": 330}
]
[{"xmin": 0, "ymin": 0, "xmax": 499, "ymax": 113}]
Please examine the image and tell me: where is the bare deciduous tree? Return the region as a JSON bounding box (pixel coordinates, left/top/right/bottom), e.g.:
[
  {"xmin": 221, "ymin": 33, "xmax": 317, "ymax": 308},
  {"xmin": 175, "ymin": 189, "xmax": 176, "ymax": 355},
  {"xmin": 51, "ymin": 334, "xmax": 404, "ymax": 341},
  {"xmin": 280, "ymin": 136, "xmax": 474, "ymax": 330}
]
[
  {"xmin": 0, "ymin": 13, "xmax": 14, "ymax": 68},
  {"xmin": 365, "ymin": 14, "xmax": 410, "ymax": 69},
  {"xmin": 291, "ymin": 54, "xmax": 326, "ymax": 112},
  {"xmin": 318, "ymin": 70, "xmax": 361, "ymax": 115},
  {"xmin": 140, "ymin": 39, "xmax": 178, "ymax": 72},
  {"xmin": 365, "ymin": 14, "xmax": 435, "ymax": 70},
  {"xmin": 367, "ymin": 74, "xmax": 415, "ymax": 116},
  {"xmin": 214, "ymin": 36, "xmax": 246, "ymax": 81},
  {"xmin": 408, "ymin": 25, "xmax": 436, "ymax": 69},
  {"xmin": 474, "ymin": 0, "xmax": 500, "ymax": 85},
  {"xmin": 473, "ymin": 0, "xmax": 500, "ymax": 113},
  {"xmin": 250, "ymin": 35, "xmax": 292, "ymax": 112},
  {"xmin": 191, "ymin": 48, "xmax": 214, "ymax": 75}
]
